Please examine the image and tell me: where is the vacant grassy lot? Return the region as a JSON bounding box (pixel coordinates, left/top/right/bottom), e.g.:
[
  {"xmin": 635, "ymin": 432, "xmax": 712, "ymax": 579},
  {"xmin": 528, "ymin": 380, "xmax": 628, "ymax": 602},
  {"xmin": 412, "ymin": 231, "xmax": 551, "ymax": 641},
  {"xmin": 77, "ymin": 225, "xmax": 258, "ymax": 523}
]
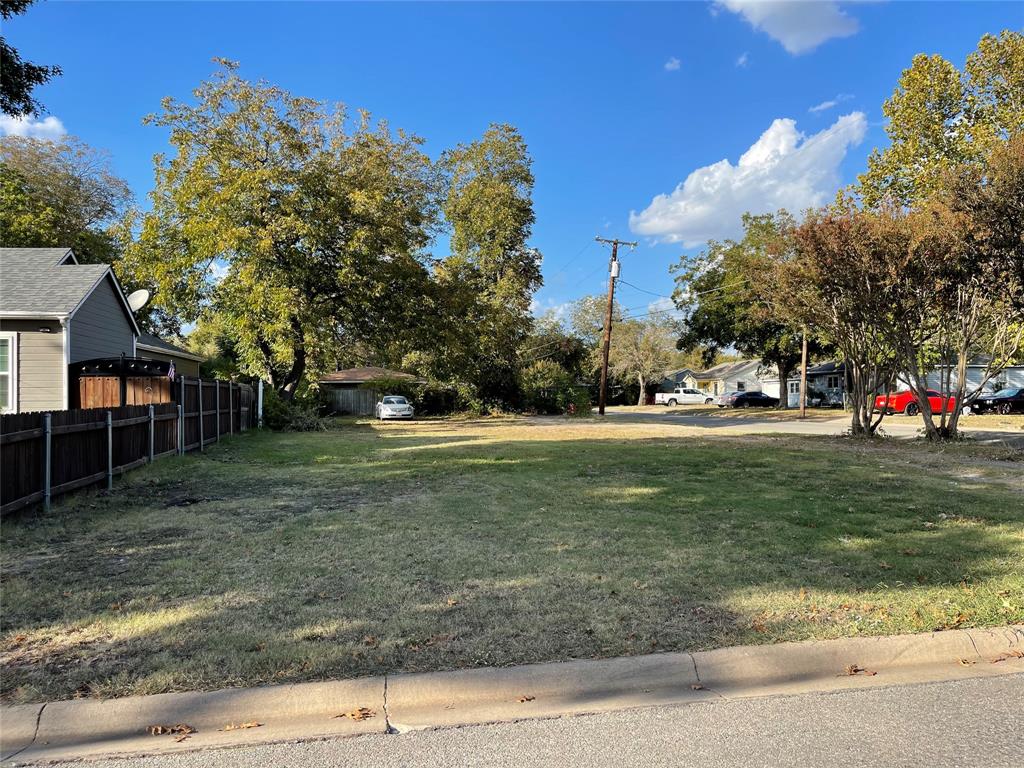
[{"xmin": 2, "ymin": 417, "xmax": 1022, "ymax": 703}]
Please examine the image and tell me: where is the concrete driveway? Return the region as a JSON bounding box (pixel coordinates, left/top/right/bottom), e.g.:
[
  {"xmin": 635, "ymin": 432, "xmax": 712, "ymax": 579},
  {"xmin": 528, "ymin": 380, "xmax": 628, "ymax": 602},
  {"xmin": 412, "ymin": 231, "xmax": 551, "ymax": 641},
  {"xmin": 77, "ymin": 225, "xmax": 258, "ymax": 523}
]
[{"xmin": 601, "ymin": 406, "xmax": 1024, "ymax": 445}]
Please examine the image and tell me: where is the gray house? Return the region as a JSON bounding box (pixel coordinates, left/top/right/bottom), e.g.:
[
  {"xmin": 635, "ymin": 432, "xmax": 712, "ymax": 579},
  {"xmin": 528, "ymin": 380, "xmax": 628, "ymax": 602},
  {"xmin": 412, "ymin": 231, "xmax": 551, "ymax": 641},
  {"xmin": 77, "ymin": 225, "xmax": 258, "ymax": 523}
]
[
  {"xmin": 0, "ymin": 248, "xmax": 142, "ymax": 413},
  {"xmin": 692, "ymin": 359, "xmax": 763, "ymax": 396}
]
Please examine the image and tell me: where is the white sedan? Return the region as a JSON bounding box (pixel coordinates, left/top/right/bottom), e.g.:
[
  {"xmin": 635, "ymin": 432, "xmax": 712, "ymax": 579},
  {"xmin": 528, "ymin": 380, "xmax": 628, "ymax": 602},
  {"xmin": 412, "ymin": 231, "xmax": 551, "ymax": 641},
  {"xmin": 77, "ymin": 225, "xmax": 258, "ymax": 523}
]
[{"xmin": 375, "ymin": 395, "xmax": 415, "ymax": 420}]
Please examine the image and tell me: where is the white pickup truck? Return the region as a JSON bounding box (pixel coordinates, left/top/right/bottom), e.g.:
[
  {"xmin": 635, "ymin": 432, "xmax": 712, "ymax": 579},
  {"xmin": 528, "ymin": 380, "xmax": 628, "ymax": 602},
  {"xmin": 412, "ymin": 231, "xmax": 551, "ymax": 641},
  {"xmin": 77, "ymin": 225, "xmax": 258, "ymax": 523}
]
[{"xmin": 654, "ymin": 387, "xmax": 714, "ymax": 406}]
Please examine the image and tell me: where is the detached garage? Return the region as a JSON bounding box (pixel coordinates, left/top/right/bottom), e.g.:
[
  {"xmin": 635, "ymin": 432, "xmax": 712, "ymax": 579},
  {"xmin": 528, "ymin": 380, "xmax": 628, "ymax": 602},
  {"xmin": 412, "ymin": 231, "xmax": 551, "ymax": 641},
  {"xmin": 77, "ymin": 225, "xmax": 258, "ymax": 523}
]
[{"xmin": 319, "ymin": 367, "xmax": 423, "ymax": 415}]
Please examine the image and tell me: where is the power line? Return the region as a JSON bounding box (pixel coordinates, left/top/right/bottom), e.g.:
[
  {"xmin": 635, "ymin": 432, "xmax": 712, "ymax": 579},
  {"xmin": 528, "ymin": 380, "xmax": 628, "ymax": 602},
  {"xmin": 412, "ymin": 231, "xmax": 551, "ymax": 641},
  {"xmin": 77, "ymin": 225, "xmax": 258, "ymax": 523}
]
[
  {"xmin": 545, "ymin": 239, "xmax": 596, "ymax": 284},
  {"xmin": 617, "ymin": 279, "xmax": 673, "ymax": 299}
]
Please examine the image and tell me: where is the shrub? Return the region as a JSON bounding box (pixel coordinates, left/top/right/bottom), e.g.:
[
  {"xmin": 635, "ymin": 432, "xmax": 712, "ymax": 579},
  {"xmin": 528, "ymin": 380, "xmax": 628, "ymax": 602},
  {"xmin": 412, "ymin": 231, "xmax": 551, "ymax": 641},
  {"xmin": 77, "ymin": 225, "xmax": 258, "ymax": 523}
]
[
  {"xmin": 261, "ymin": 388, "xmax": 330, "ymax": 431},
  {"xmin": 521, "ymin": 360, "xmax": 578, "ymax": 414}
]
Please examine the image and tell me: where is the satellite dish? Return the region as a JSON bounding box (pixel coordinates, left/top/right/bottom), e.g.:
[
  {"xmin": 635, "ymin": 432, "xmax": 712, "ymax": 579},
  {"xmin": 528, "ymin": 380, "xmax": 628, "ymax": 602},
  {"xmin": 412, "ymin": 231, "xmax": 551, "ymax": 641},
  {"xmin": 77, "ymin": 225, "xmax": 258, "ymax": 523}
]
[{"xmin": 127, "ymin": 289, "xmax": 151, "ymax": 313}]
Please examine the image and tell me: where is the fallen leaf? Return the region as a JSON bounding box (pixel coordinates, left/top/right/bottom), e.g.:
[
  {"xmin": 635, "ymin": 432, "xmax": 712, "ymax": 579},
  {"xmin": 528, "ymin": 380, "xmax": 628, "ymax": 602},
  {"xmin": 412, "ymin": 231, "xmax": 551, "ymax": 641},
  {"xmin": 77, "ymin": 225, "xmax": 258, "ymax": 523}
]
[
  {"xmin": 219, "ymin": 722, "xmax": 262, "ymax": 731},
  {"xmin": 991, "ymin": 650, "xmax": 1024, "ymax": 664},
  {"xmin": 334, "ymin": 707, "xmax": 375, "ymax": 721},
  {"xmin": 798, "ymin": 588, "xmax": 808, "ymax": 601},
  {"xmin": 958, "ymin": 658, "xmax": 976, "ymax": 666},
  {"xmin": 878, "ymin": 562, "xmax": 893, "ymax": 570},
  {"xmin": 517, "ymin": 695, "xmax": 535, "ymax": 703},
  {"xmin": 840, "ymin": 664, "xmax": 877, "ymax": 677},
  {"xmin": 362, "ymin": 635, "xmax": 378, "ymax": 647},
  {"xmin": 147, "ymin": 724, "xmax": 195, "ymax": 736},
  {"xmin": 690, "ymin": 683, "xmax": 705, "ymax": 690},
  {"xmin": 446, "ymin": 598, "xmax": 458, "ymax": 607}
]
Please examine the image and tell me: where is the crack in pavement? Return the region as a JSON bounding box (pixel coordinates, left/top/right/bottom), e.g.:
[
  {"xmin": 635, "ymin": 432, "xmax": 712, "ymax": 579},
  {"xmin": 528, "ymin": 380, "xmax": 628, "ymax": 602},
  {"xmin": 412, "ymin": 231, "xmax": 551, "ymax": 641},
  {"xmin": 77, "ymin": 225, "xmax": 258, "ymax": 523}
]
[
  {"xmin": 382, "ymin": 676, "xmax": 396, "ymax": 734},
  {"xmin": 688, "ymin": 653, "xmax": 727, "ymax": 701},
  {"xmin": 0, "ymin": 701, "xmax": 46, "ymax": 763}
]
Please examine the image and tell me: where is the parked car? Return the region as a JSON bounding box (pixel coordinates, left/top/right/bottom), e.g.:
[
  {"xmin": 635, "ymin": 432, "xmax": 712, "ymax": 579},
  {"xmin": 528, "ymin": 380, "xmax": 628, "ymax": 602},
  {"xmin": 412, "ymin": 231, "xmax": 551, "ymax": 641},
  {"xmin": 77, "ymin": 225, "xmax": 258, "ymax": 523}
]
[
  {"xmin": 969, "ymin": 387, "xmax": 1024, "ymax": 415},
  {"xmin": 655, "ymin": 387, "xmax": 714, "ymax": 406},
  {"xmin": 717, "ymin": 391, "xmax": 780, "ymax": 408},
  {"xmin": 375, "ymin": 395, "xmax": 415, "ymax": 420},
  {"xmin": 873, "ymin": 389, "xmax": 958, "ymax": 416}
]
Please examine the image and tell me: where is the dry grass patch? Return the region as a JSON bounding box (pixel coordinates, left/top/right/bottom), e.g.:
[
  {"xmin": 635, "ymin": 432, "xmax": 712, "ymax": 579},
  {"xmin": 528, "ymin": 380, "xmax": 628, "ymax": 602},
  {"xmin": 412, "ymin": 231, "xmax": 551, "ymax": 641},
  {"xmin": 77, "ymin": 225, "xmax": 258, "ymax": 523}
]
[{"xmin": 2, "ymin": 416, "xmax": 1021, "ymax": 703}]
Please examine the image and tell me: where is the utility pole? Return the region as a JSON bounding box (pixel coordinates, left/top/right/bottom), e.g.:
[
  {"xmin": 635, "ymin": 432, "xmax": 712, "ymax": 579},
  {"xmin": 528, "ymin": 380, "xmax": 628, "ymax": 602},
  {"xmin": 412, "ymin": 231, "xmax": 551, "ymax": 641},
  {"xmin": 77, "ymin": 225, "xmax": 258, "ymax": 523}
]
[
  {"xmin": 596, "ymin": 237, "xmax": 637, "ymax": 415},
  {"xmin": 799, "ymin": 325, "xmax": 809, "ymax": 419}
]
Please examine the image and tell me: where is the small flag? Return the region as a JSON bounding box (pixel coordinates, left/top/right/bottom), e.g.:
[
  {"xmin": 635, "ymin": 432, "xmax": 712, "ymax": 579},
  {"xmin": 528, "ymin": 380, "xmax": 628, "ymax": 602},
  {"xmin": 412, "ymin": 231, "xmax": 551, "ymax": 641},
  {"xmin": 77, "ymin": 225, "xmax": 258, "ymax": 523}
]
[{"xmin": 167, "ymin": 361, "xmax": 176, "ymax": 380}]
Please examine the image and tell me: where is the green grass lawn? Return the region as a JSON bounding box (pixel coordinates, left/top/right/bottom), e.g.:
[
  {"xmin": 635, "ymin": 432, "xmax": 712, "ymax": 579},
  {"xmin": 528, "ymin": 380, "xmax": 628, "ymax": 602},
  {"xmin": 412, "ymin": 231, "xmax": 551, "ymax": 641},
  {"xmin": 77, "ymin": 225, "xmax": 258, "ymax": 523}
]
[{"xmin": 2, "ymin": 417, "xmax": 1022, "ymax": 703}]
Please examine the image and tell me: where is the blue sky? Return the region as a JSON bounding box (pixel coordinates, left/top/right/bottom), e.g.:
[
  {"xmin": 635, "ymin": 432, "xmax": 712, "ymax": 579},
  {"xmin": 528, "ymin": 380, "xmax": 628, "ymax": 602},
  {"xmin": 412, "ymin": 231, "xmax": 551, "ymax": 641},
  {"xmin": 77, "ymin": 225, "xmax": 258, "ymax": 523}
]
[{"xmin": 3, "ymin": 1, "xmax": 1022, "ymax": 321}]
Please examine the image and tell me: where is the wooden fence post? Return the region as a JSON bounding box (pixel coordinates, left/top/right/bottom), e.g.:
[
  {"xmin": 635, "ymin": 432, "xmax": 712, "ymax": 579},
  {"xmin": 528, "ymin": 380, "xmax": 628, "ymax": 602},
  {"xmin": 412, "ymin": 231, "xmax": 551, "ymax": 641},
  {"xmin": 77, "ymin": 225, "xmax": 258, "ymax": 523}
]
[
  {"xmin": 148, "ymin": 404, "xmax": 155, "ymax": 463},
  {"xmin": 43, "ymin": 412, "xmax": 52, "ymax": 513},
  {"xmin": 177, "ymin": 403, "xmax": 184, "ymax": 456},
  {"xmin": 229, "ymin": 383, "xmax": 234, "ymax": 435},
  {"xmin": 198, "ymin": 378, "xmax": 204, "ymax": 451},
  {"xmin": 215, "ymin": 382, "xmax": 221, "ymax": 443},
  {"xmin": 106, "ymin": 410, "xmax": 113, "ymax": 491}
]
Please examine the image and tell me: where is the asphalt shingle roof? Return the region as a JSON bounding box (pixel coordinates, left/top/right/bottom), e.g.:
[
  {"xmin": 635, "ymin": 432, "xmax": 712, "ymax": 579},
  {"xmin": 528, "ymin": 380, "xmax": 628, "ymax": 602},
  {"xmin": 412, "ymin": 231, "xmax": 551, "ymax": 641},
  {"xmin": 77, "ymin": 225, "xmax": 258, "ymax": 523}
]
[
  {"xmin": 0, "ymin": 248, "xmax": 110, "ymax": 316},
  {"xmin": 320, "ymin": 366, "xmax": 423, "ymax": 384},
  {"xmin": 137, "ymin": 332, "xmax": 205, "ymax": 361},
  {"xmin": 694, "ymin": 359, "xmax": 760, "ymax": 380}
]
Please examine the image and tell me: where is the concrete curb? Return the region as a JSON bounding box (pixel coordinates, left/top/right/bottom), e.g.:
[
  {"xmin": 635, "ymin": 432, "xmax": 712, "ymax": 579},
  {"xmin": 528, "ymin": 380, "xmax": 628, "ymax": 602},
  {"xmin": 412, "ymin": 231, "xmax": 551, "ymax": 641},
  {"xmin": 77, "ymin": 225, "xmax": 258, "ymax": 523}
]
[{"xmin": 2, "ymin": 626, "xmax": 1021, "ymax": 764}]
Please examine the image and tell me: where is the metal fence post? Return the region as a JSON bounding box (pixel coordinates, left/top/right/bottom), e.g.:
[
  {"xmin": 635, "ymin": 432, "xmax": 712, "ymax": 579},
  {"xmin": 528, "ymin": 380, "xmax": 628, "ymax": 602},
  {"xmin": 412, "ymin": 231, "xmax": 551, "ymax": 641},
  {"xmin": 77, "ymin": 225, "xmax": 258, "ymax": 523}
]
[
  {"xmin": 43, "ymin": 413, "xmax": 52, "ymax": 513},
  {"xmin": 257, "ymin": 380, "xmax": 264, "ymax": 429},
  {"xmin": 106, "ymin": 410, "xmax": 113, "ymax": 491},
  {"xmin": 177, "ymin": 403, "xmax": 184, "ymax": 455},
  {"xmin": 198, "ymin": 378, "xmax": 204, "ymax": 451},
  {"xmin": 229, "ymin": 383, "xmax": 234, "ymax": 435},
  {"xmin": 215, "ymin": 382, "xmax": 221, "ymax": 442},
  {"xmin": 148, "ymin": 404, "xmax": 155, "ymax": 463}
]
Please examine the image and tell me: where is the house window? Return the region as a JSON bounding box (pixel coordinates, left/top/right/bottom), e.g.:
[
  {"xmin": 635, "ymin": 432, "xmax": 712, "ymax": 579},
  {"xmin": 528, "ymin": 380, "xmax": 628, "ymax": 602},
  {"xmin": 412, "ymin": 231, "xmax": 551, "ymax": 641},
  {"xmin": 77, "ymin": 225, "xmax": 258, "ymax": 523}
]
[
  {"xmin": 0, "ymin": 333, "xmax": 15, "ymax": 413},
  {"xmin": 789, "ymin": 381, "xmax": 801, "ymax": 394},
  {"xmin": 827, "ymin": 375, "xmax": 841, "ymax": 389},
  {"xmin": 736, "ymin": 380, "xmax": 745, "ymax": 391}
]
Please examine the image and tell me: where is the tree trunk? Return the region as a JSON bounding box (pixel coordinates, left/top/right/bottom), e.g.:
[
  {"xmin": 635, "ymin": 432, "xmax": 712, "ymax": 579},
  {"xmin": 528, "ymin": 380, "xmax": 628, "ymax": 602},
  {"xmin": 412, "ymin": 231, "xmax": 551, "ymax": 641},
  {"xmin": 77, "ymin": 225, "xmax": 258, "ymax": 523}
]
[{"xmin": 637, "ymin": 373, "xmax": 646, "ymax": 406}]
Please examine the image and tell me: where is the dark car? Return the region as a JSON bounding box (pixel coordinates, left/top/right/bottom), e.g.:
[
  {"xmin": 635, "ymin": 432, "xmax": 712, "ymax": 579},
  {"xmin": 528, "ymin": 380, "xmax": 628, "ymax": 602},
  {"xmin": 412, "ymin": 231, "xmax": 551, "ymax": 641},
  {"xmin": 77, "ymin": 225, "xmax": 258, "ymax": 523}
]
[
  {"xmin": 717, "ymin": 391, "xmax": 780, "ymax": 408},
  {"xmin": 969, "ymin": 388, "xmax": 1024, "ymax": 415}
]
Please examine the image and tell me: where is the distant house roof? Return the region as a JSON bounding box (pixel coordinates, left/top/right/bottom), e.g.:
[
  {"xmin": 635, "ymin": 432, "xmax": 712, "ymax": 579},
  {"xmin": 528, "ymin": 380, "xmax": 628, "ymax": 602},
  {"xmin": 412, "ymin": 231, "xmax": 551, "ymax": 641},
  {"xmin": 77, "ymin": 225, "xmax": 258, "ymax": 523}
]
[
  {"xmin": 0, "ymin": 247, "xmax": 140, "ymax": 335},
  {"xmin": 807, "ymin": 361, "xmax": 845, "ymax": 376},
  {"xmin": 694, "ymin": 359, "xmax": 760, "ymax": 380},
  {"xmin": 319, "ymin": 366, "xmax": 425, "ymax": 385},
  {"xmin": 137, "ymin": 332, "xmax": 206, "ymax": 363}
]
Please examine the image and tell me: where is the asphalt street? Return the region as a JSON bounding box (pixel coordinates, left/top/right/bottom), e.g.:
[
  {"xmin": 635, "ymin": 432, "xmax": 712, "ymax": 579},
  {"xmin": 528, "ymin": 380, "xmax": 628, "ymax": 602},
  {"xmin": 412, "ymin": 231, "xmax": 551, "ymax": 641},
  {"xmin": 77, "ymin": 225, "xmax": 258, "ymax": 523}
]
[
  {"xmin": 76, "ymin": 674, "xmax": 1024, "ymax": 768},
  {"xmin": 602, "ymin": 407, "xmax": 1024, "ymax": 444}
]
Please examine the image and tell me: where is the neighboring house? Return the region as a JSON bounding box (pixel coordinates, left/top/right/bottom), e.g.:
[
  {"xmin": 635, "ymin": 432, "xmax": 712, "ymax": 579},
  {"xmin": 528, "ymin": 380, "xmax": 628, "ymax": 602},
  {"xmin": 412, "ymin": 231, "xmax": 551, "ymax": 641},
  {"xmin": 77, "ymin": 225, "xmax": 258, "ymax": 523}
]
[
  {"xmin": 319, "ymin": 366, "xmax": 425, "ymax": 415},
  {"xmin": 0, "ymin": 247, "xmax": 140, "ymax": 413},
  {"xmin": 761, "ymin": 361, "xmax": 847, "ymax": 407},
  {"xmin": 692, "ymin": 359, "xmax": 762, "ymax": 396},
  {"xmin": 0, "ymin": 247, "xmax": 208, "ymax": 414},
  {"xmin": 903, "ymin": 357, "xmax": 1024, "ymax": 393},
  {"xmin": 136, "ymin": 332, "xmax": 204, "ymax": 378},
  {"xmin": 657, "ymin": 368, "xmax": 697, "ymax": 392}
]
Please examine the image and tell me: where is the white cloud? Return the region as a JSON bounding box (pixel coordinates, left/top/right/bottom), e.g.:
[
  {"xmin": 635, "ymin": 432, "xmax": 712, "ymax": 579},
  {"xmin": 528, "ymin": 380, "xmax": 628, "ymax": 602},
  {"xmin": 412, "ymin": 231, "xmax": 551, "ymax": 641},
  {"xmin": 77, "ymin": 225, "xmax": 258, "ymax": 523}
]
[
  {"xmin": 735, "ymin": 51, "xmax": 750, "ymax": 67},
  {"xmin": 718, "ymin": 1, "xmax": 859, "ymax": 55},
  {"xmin": 664, "ymin": 56, "xmax": 681, "ymax": 71},
  {"xmin": 647, "ymin": 297, "xmax": 682, "ymax": 320},
  {"xmin": 0, "ymin": 114, "xmax": 66, "ymax": 140},
  {"xmin": 629, "ymin": 112, "xmax": 867, "ymax": 247},
  {"xmin": 809, "ymin": 93, "xmax": 853, "ymax": 113}
]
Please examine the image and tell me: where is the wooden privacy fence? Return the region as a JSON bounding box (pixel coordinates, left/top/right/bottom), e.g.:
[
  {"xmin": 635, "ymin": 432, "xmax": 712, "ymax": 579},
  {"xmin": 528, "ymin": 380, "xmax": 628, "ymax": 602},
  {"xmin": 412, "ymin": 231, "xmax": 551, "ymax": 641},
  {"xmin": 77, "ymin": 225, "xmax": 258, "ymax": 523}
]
[{"xmin": 1, "ymin": 378, "xmax": 255, "ymax": 516}]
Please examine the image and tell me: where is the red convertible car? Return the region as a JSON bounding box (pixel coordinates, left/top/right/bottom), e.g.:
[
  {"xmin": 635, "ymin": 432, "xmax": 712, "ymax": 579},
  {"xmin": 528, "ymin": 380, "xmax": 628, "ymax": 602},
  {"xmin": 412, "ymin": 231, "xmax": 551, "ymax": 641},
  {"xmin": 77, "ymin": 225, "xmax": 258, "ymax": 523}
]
[{"xmin": 874, "ymin": 389, "xmax": 959, "ymax": 416}]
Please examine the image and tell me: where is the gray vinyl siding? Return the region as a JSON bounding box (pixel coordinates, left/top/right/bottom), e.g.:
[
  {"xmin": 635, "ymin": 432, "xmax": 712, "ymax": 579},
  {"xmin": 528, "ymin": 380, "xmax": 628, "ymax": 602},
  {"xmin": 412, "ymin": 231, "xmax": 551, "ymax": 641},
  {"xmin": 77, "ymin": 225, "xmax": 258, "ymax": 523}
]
[
  {"xmin": 69, "ymin": 277, "xmax": 135, "ymax": 363},
  {"xmin": 137, "ymin": 348, "xmax": 200, "ymax": 377},
  {"xmin": 0, "ymin": 319, "xmax": 65, "ymax": 412}
]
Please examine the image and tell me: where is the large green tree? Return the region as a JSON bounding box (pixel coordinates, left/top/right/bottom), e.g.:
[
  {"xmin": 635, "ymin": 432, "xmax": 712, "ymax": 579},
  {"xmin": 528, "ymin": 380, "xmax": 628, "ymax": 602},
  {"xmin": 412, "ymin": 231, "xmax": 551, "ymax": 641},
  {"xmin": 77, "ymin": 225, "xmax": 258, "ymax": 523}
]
[
  {"xmin": 672, "ymin": 212, "xmax": 825, "ymax": 407},
  {"xmin": 0, "ymin": 1, "xmax": 61, "ymax": 117},
  {"xmin": 0, "ymin": 135, "xmax": 131, "ymax": 263},
  {"xmin": 122, "ymin": 60, "xmax": 438, "ymax": 398},
  {"xmin": 433, "ymin": 124, "xmax": 543, "ymax": 403},
  {"xmin": 859, "ymin": 30, "xmax": 1024, "ymax": 207}
]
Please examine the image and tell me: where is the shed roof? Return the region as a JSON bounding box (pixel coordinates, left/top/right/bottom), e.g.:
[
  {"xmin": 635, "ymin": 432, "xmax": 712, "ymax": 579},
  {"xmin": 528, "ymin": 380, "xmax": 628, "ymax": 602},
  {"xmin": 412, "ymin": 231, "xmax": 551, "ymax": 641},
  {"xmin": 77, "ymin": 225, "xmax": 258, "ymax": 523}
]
[
  {"xmin": 137, "ymin": 332, "xmax": 206, "ymax": 362},
  {"xmin": 319, "ymin": 366, "xmax": 423, "ymax": 384}
]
